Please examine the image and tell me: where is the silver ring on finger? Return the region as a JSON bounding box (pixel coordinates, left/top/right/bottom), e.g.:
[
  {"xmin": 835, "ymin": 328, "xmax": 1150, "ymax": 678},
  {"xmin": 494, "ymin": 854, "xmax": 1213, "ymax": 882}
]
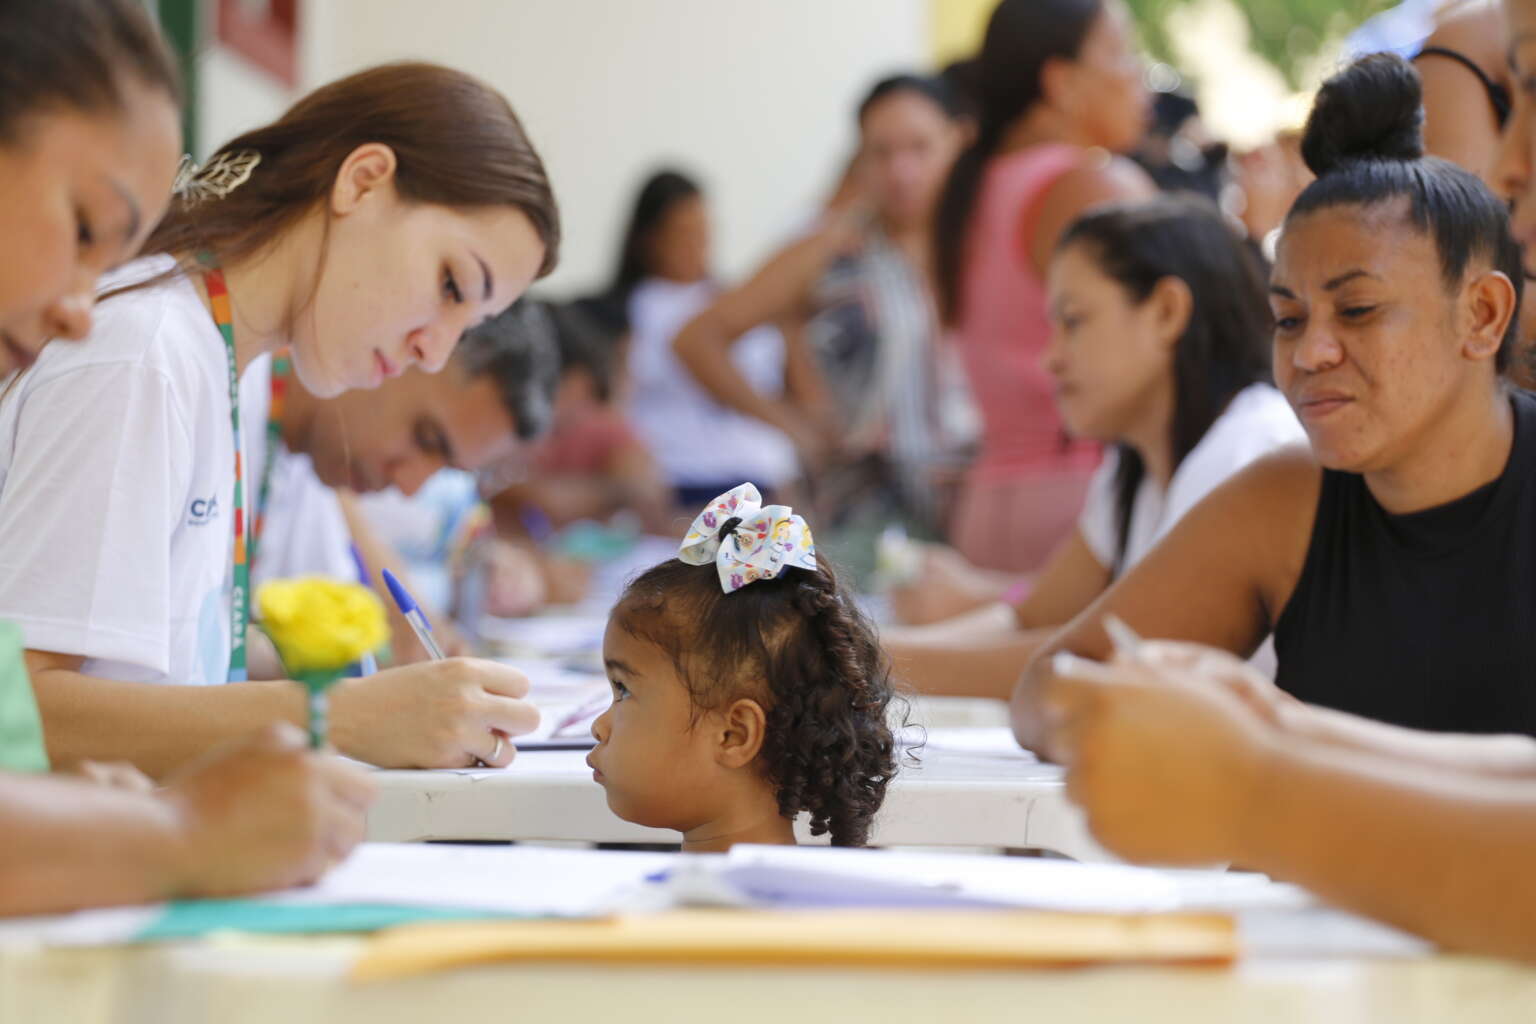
[{"xmin": 487, "ymin": 732, "xmax": 503, "ymax": 765}]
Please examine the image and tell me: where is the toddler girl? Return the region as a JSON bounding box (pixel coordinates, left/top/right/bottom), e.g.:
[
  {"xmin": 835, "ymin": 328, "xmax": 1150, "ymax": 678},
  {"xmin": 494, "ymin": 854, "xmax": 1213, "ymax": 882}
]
[{"xmin": 588, "ymin": 484, "xmax": 897, "ymax": 850}]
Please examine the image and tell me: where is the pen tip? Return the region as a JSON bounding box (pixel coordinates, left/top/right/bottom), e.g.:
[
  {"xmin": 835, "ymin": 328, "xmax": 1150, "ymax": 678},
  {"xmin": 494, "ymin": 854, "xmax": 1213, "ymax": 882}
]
[{"xmin": 381, "ymin": 569, "xmax": 415, "ymax": 613}]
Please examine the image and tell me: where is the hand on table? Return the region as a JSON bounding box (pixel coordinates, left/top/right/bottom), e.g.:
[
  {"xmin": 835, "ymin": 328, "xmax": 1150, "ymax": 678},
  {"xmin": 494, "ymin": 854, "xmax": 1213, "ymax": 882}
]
[
  {"xmin": 537, "ymin": 550, "xmax": 592, "ymax": 607},
  {"xmin": 1138, "ymin": 641, "xmax": 1309, "ymax": 729},
  {"xmin": 160, "ymin": 723, "xmax": 376, "ymax": 897},
  {"xmin": 889, "ymin": 544, "xmax": 1010, "ymax": 626},
  {"xmin": 484, "ymin": 540, "xmax": 550, "ymax": 619},
  {"xmin": 329, "ymin": 657, "xmax": 540, "ymax": 768},
  {"xmin": 481, "ymin": 540, "xmax": 595, "ymax": 618},
  {"xmin": 1043, "ymin": 639, "xmax": 1281, "ymax": 866}
]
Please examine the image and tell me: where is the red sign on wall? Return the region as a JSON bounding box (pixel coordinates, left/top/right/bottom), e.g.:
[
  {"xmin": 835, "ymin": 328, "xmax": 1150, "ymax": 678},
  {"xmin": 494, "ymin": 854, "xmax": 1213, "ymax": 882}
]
[{"xmin": 217, "ymin": 0, "xmax": 299, "ymax": 88}]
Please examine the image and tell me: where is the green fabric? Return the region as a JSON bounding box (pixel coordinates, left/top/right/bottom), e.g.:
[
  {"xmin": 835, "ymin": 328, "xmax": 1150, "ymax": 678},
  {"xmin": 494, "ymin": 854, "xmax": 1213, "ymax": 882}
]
[
  {"xmin": 137, "ymin": 901, "xmax": 523, "ymax": 940},
  {"xmin": 0, "ymin": 621, "xmax": 48, "ymax": 773}
]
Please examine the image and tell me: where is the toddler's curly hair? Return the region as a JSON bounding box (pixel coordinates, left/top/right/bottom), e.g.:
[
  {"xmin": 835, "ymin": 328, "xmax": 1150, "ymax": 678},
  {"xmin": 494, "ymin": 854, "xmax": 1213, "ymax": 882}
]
[{"xmin": 613, "ymin": 551, "xmax": 897, "ymax": 846}]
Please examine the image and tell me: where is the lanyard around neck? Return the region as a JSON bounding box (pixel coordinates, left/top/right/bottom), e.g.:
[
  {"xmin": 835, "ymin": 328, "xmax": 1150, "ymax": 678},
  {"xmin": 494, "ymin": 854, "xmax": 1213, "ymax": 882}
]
[
  {"xmin": 198, "ymin": 256, "xmax": 250, "ymax": 683},
  {"xmin": 250, "ymin": 350, "xmax": 291, "ymax": 568}
]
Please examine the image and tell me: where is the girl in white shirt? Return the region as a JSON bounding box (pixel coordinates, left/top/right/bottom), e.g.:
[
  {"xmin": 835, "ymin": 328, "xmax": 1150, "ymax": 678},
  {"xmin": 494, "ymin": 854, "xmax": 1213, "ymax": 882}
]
[
  {"xmin": 612, "ymin": 171, "xmax": 801, "ymax": 502},
  {"xmin": 0, "ymin": 62, "xmax": 558, "ymax": 777},
  {"xmin": 886, "ymin": 194, "xmax": 1305, "ymax": 697}
]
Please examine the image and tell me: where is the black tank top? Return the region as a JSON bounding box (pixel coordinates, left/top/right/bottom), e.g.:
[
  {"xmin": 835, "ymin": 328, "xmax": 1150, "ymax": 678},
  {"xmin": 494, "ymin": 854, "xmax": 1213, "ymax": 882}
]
[{"xmin": 1274, "ymin": 390, "xmax": 1536, "ymax": 735}]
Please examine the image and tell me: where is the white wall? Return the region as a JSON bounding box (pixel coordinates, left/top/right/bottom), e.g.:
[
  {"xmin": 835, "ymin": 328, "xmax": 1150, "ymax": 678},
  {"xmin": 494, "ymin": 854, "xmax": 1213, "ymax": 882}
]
[
  {"xmin": 197, "ymin": 0, "xmax": 930, "ymax": 295},
  {"xmin": 196, "ymin": 46, "xmax": 293, "ymax": 155}
]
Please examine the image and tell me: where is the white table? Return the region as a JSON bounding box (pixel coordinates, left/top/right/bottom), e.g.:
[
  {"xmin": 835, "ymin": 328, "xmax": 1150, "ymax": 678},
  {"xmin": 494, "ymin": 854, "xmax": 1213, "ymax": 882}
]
[
  {"xmin": 8, "ymin": 909, "xmax": 1534, "ymax": 1024},
  {"xmin": 366, "ymin": 728, "xmax": 1108, "ymax": 860},
  {"xmin": 504, "ymin": 654, "xmax": 1012, "ymax": 737},
  {"xmin": 904, "ymin": 693, "xmax": 1010, "ymax": 729}
]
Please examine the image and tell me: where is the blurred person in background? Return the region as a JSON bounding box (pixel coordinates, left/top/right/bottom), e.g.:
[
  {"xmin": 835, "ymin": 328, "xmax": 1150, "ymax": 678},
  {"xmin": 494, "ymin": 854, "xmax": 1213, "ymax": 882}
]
[
  {"xmin": 670, "ymin": 73, "xmax": 975, "ymax": 539},
  {"xmin": 932, "ymin": 0, "xmax": 1154, "ymax": 577},
  {"xmin": 1415, "ymin": 0, "xmax": 1535, "ymax": 387},
  {"xmin": 614, "ymin": 170, "xmax": 805, "ymax": 509},
  {"xmin": 939, "ymin": 57, "xmax": 982, "ymax": 135},
  {"xmin": 888, "ymin": 0, "xmax": 1154, "ymax": 624},
  {"xmin": 1232, "ymin": 130, "xmax": 1311, "ymax": 255},
  {"xmin": 1416, "ymin": 0, "xmax": 1511, "ymax": 178},
  {"xmin": 345, "ymin": 300, "xmax": 562, "ymax": 624},
  {"xmin": 484, "ymin": 300, "xmax": 674, "ymax": 616},
  {"xmin": 885, "ymin": 194, "xmax": 1301, "ymax": 697},
  {"xmin": 1131, "ymin": 89, "xmax": 1229, "ymax": 202},
  {"xmin": 258, "ymin": 300, "xmax": 559, "ymax": 660},
  {"xmin": 492, "ymin": 301, "xmax": 671, "ymax": 540}
]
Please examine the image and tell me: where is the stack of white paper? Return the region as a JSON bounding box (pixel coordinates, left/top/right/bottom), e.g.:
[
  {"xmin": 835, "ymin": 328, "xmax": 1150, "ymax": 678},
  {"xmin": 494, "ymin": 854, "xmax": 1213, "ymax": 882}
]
[{"xmin": 650, "ymin": 845, "xmax": 1310, "ymax": 913}]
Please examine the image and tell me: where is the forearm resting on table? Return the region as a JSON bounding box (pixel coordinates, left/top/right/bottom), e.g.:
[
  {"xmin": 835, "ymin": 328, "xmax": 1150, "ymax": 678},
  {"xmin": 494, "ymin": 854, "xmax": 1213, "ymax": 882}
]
[
  {"xmin": 884, "ymin": 603, "xmax": 1058, "ymax": 700},
  {"xmin": 1288, "ymin": 704, "xmax": 1536, "ymax": 780},
  {"xmin": 0, "ymin": 773, "xmax": 185, "ymax": 915},
  {"xmin": 1243, "ymin": 738, "xmax": 1536, "ymax": 963},
  {"xmin": 27, "ymin": 652, "xmax": 305, "ymax": 779}
]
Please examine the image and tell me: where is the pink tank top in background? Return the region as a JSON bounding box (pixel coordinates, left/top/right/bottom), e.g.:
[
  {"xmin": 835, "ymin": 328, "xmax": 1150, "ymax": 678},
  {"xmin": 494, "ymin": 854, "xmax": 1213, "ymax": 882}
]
[{"xmin": 954, "ymin": 144, "xmax": 1100, "ymax": 479}]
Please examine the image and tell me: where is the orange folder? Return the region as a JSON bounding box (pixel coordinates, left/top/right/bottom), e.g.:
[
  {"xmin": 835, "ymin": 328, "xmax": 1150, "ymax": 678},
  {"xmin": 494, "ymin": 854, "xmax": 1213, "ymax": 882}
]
[{"xmin": 352, "ymin": 908, "xmax": 1237, "ymax": 980}]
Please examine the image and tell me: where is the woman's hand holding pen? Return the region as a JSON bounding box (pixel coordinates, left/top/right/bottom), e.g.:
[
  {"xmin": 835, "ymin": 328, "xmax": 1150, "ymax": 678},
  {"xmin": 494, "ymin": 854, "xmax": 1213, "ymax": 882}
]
[
  {"xmin": 327, "ymin": 658, "xmax": 540, "ymax": 769},
  {"xmin": 388, "ymin": 614, "xmax": 473, "ymax": 663},
  {"xmin": 160, "ymin": 723, "xmax": 376, "ymax": 896}
]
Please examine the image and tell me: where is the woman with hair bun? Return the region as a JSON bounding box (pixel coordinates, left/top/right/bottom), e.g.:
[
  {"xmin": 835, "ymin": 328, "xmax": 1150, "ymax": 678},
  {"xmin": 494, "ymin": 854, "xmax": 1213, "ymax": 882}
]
[
  {"xmin": 1011, "ymin": 49, "xmax": 1536, "ymax": 964},
  {"xmin": 1016, "ymin": 51, "xmax": 1529, "ymax": 750}
]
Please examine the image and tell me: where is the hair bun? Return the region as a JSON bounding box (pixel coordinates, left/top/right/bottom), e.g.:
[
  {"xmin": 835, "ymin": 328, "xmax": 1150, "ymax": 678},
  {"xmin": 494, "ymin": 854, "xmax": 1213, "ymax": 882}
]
[{"xmin": 1300, "ymin": 52, "xmax": 1425, "ymax": 177}]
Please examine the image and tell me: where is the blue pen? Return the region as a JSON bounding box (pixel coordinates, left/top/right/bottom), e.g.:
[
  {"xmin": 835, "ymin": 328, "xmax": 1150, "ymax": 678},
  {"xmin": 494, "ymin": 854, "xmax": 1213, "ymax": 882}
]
[
  {"xmin": 382, "ymin": 568, "xmax": 446, "ymax": 661},
  {"xmin": 348, "ymin": 545, "xmax": 380, "ymax": 676}
]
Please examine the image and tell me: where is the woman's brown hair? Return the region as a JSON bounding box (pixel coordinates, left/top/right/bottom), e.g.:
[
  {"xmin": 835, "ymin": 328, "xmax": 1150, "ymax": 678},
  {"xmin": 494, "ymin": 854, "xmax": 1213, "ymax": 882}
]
[{"xmin": 140, "ymin": 61, "xmax": 559, "ymax": 280}]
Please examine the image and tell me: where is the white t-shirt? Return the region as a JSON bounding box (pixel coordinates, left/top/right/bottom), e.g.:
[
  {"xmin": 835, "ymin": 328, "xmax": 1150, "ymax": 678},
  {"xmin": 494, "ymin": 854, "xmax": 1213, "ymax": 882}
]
[
  {"xmin": 624, "ymin": 278, "xmax": 798, "ymax": 489},
  {"xmin": 0, "ymin": 255, "xmax": 247, "ymax": 685},
  {"xmin": 1078, "ymin": 383, "xmax": 1305, "ymax": 571},
  {"xmin": 354, "ymin": 469, "xmax": 480, "ymax": 612},
  {"xmin": 251, "ymin": 449, "xmax": 356, "ymax": 585},
  {"xmin": 240, "ymin": 358, "xmax": 356, "ymax": 589}
]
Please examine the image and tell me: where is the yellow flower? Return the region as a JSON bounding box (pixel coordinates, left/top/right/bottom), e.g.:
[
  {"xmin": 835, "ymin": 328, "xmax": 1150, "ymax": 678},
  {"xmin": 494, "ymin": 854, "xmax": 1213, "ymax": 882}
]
[{"xmin": 256, "ymin": 577, "xmax": 388, "ymax": 675}]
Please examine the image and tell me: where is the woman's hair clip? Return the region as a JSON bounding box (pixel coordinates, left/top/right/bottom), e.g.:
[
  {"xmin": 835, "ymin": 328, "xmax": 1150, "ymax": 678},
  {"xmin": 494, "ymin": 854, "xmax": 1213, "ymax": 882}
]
[{"xmin": 172, "ymin": 150, "xmax": 262, "ymax": 205}]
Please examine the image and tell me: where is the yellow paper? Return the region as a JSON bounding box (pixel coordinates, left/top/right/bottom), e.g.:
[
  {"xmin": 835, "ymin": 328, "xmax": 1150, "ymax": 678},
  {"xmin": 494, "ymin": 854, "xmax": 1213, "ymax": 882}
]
[{"xmin": 353, "ymin": 909, "xmax": 1236, "ymax": 981}]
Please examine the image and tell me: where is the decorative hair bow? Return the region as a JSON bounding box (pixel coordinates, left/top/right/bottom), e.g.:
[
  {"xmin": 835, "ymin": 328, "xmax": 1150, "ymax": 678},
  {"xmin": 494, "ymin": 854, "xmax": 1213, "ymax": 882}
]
[
  {"xmin": 679, "ymin": 483, "xmax": 817, "ymax": 594},
  {"xmin": 172, "ymin": 150, "xmax": 262, "ymax": 204}
]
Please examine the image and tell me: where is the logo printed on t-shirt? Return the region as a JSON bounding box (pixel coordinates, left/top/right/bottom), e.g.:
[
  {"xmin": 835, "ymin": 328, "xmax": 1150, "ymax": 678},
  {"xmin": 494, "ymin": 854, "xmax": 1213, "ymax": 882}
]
[{"xmin": 188, "ymin": 495, "xmax": 220, "ymax": 526}]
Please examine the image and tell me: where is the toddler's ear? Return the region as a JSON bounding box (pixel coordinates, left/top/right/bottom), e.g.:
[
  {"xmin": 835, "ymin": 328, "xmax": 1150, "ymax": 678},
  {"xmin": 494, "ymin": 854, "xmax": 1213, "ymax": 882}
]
[{"xmin": 716, "ymin": 698, "xmax": 768, "ymax": 769}]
